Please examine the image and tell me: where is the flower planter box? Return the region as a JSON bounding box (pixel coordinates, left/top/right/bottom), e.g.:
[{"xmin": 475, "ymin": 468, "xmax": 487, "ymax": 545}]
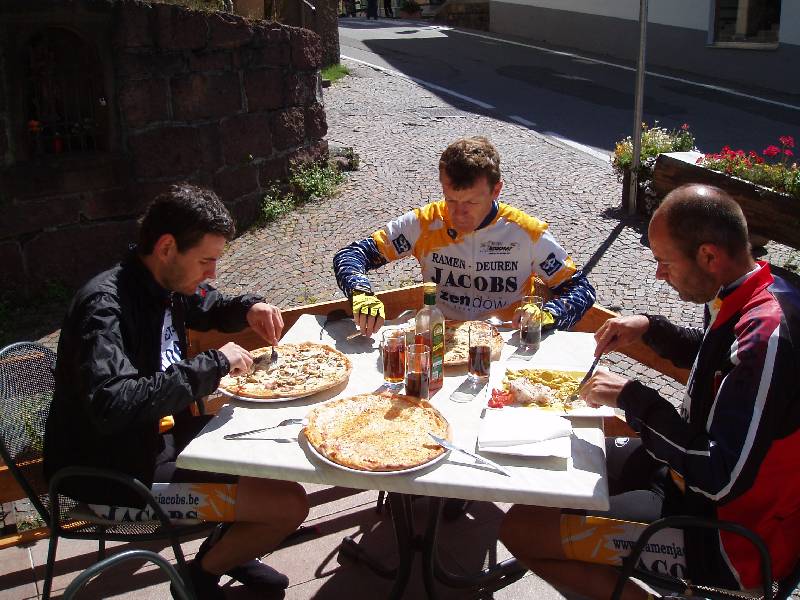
[{"xmin": 653, "ymin": 152, "xmax": 800, "ymax": 250}]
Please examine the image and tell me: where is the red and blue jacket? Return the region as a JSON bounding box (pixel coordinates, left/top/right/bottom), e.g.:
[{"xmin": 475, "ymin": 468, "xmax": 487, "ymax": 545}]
[{"xmin": 618, "ymin": 262, "xmax": 800, "ymax": 589}]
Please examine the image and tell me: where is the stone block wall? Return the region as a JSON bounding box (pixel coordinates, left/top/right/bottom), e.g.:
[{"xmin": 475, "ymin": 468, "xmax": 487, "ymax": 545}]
[{"xmin": 0, "ymin": 0, "xmax": 328, "ymax": 292}]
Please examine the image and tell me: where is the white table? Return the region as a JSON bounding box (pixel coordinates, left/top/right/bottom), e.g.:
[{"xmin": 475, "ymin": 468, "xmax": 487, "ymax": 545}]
[
  {"xmin": 178, "ymin": 314, "xmax": 609, "ymax": 510},
  {"xmin": 177, "ymin": 314, "xmax": 610, "ymax": 598}
]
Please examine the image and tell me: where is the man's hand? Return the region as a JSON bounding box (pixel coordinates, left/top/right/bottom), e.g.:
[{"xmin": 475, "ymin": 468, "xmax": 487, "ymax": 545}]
[
  {"xmin": 593, "ymin": 315, "xmax": 649, "ymax": 357},
  {"xmin": 512, "ymin": 302, "xmax": 556, "ymax": 329},
  {"xmin": 219, "ymin": 342, "xmax": 253, "ymax": 376},
  {"xmin": 352, "ymin": 292, "xmax": 385, "ymax": 337},
  {"xmin": 579, "ymin": 369, "xmax": 630, "ymax": 409},
  {"xmin": 247, "ymin": 302, "xmax": 284, "ymax": 345}
]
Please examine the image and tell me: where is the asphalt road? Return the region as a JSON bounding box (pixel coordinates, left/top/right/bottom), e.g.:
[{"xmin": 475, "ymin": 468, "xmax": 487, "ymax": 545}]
[{"xmin": 338, "ymin": 18, "xmax": 800, "ymax": 160}]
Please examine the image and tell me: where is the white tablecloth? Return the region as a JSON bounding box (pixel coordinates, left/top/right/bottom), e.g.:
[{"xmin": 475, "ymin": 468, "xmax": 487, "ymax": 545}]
[{"xmin": 177, "ymin": 315, "xmax": 610, "ymax": 511}]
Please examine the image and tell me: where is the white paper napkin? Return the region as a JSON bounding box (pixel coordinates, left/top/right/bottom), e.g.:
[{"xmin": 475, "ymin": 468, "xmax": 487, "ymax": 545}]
[
  {"xmin": 478, "ymin": 408, "xmax": 573, "ymax": 458},
  {"xmin": 478, "ymin": 408, "xmax": 573, "ymax": 447}
]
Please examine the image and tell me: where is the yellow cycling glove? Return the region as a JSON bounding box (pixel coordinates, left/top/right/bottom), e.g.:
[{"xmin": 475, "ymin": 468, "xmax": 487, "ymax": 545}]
[
  {"xmin": 352, "ymin": 291, "xmax": 385, "ymax": 320},
  {"xmin": 521, "ymin": 302, "xmax": 556, "ymax": 329}
]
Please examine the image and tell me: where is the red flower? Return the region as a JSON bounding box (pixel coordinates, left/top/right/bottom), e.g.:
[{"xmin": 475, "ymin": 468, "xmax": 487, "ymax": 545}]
[
  {"xmin": 779, "ymin": 135, "xmax": 795, "ymax": 148},
  {"xmin": 763, "ymin": 145, "xmax": 781, "ymax": 157},
  {"xmin": 786, "ymin": 149, "xmax": 795, "ymax": 157},
  {"xmin": 756, "ymin": 156, "xmax": 764, "ymax": 164},
  {"xmin": 722, "ymin": 145, "xmax": 731, "ymax": 153},
  {"xmin": 681, "ymin": 123, "xmax": 690, "ymax": 131}
]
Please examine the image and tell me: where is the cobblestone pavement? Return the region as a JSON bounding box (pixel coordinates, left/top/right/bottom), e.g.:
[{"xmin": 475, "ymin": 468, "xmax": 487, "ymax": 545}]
[{"xmin": 214, "ymin": 59, "xmax": 799, "ymax": 403}]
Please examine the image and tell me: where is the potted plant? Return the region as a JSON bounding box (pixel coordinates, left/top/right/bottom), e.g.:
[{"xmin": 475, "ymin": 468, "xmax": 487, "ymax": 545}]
[
  {"xmin": 612, "ymin": 122, "xmax": 697, "ymax": 214},
  {"xmin": 399, "ymin": 0, "xmax": 421, "ymax": 18},
  {"xmin": 652, "ymin": 136, "xmax": 800, "ymax": 249}
]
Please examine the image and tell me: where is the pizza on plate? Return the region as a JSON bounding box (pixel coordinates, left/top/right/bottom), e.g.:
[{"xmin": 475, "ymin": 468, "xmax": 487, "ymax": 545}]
[
  {"xmin": 444, "ymin": 320, "xmax": 504, "ymax": 365},
  {"xmin": 219, "ymin": 342, "xmax": 351, "ymax": 399},
  {"xmin": 304, "ymin": 392, "xmax": 451, "ymax": 471}
]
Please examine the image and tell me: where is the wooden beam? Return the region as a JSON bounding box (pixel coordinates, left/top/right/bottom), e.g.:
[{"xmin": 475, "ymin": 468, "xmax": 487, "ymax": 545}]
[
  {"xmin": 574, "ymin": 304, "xmax": 689, "ymax": 384},
  {"xmin": 188, "ymin": 284, "xmax": 425, "ymax": 355},
  {"xmin": 652, "ymin": 153, "xmax": 800, "ymax": 249},
  {"xmin": 0, "ymin": 526, "xmax": 50, "ymax": 550},
  {"xmin": 0, "ymin": 459, "xmax": 44, "ymax": 505}
]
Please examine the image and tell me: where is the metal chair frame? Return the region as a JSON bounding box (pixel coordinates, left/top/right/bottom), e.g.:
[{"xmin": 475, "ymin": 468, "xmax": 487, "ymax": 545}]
[
  {"xmin": 63, "ymin": 548, "xmax": 193, "ymax": 600},
  {"xmin": 0, "ymin": 342, "xmax": 215, "ymax": 599},
  {"xmin": 612, "ymin": 515, "xmax": 800, "ymax": 600}
]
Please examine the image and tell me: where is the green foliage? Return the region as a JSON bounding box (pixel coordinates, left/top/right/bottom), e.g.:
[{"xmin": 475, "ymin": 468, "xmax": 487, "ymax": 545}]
[
  {"xmin": 257, "ymin": 162, "xmax": 345, "ymax": 227},
  {"xmin": 700, "ymin": 136, "xmax": 799, "ymax": 200},
  {"xmin": 150, "ymin": 0, "xmax": 229, "ymax": 11},
  {"xmin": 612, "ymin": 122, "xmax": 696, "ymax": 179},
  {"xmin": 322, "ymin": 64, "xmax": 350, "ymax": 84}
]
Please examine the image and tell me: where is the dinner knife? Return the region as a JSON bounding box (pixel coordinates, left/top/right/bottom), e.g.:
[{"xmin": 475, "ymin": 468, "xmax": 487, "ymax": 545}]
[{"xmin": 428, "ymin": 433, "xmax": 511, "ymax": 477}]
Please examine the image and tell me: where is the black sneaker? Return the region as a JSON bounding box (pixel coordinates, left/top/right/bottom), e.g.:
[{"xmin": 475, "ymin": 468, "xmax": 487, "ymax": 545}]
[
  {"xmin": 227, "ymin": 559, "xmax": 289, "ymax": 593},
  {"xmin": 173, "ymin": 557, "xmax": 224, "ymax": 600}
]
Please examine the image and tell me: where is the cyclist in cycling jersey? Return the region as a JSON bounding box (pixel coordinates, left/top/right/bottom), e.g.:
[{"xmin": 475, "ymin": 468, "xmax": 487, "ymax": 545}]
[
  {"xmin": 499, "ymin": 185, "xmax": 800, "ymax": 598},
  {"xmin": 333, "ymin": 136, "xmax": 596, "ymax": 336}
]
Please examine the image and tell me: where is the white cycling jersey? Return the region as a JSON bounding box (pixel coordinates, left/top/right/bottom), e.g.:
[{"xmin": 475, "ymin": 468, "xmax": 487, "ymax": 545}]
[{"xmin": 371, "ymin": 200, "xmax": 578, "ymax": 320}]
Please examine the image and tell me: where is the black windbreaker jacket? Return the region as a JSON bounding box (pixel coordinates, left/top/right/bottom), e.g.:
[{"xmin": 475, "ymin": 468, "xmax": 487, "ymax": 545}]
[{"xmin": 43, "ymin": 253, "xmax": 263, "ymax": 505}]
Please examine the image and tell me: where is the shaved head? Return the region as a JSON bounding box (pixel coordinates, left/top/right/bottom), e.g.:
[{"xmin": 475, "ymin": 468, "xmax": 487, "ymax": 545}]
[{"xmin": 652, "ymin": 184, "xmax": 750, "ymax": 261}]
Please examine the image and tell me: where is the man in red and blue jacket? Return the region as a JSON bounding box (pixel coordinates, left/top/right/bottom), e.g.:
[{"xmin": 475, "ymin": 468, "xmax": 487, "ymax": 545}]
[{"xmin": 500, "ymin": 184, "xmax": 800, "ymax": 599}]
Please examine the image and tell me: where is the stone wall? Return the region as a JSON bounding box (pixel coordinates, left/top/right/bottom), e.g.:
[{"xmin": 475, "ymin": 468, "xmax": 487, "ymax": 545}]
[{"xmin": 0, "ymin": 0, "xmax": 328, "ymax": 292}]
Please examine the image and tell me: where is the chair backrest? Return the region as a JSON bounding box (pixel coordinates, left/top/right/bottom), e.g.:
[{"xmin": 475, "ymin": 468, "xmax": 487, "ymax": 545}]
[
  {"xmin": 0, "ymin": 342, "xmax": 56, "ymax": 521},
  {"xmin": 62, "ymin": 548, "xmax": 193, "ymax": 600}
]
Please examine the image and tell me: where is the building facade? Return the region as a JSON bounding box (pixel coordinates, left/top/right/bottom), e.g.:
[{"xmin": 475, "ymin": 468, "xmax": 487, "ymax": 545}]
[{"xmin": 490, "ymin": 0, "xmax": 800, "ymax": 95}]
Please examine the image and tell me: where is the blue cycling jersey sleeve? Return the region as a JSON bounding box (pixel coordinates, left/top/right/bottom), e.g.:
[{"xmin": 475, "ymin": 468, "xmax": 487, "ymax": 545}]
[
  {"xmin": 544, "ymin": 270, "xmax": 596, "ymax": 330},
  {"xmin": 333, "ymin": 238, "xmax": 389, "ymax": 297}
]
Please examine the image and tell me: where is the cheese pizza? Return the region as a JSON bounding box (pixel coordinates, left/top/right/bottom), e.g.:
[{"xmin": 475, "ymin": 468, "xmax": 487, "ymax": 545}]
[
  {"xmin": 304, "ymin": 393, "xmax": 450, "ymax": 471},
  {"xmin": 219, "ymin": 342, "xmax": 351, "ymax": 399}
]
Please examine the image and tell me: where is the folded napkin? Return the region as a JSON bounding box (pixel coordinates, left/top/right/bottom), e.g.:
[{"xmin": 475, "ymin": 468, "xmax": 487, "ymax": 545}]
[{"xmin": 478, "ymin": 408, "xmax": 573, "ymax": 447}]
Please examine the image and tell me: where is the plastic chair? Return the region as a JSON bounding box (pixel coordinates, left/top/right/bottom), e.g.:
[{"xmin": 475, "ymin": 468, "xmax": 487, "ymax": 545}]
[
  {"xmin": 0, "ymin": 342, "xmax": 215, "ymax": 599},
  {"xmin": 62, "ymin": 548, "xmax": 193, "ymax": 600},
  {"xmin": 612, "ymin": 515, "xmax": 800, "ymax": 600}
]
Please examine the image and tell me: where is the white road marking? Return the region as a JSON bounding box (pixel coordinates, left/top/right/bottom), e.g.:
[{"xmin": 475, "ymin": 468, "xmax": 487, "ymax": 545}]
[
  {"xmin": 509, "ymin": 114, "xmax": 536, "ymax": 127},
  {"xmin": 542, "ymin": 131, "xmax": 611, "ymax": 163},
  {"xmin": 443, "ymin": 28, "xmax": 800, "ymax": 112},
  {"xmin": 341, "ymin": 55, "xmax": 495, "ymax": 110},
  {"xmin": 342, "ymin": 55, "xmax": 610, "ymax": 163}
]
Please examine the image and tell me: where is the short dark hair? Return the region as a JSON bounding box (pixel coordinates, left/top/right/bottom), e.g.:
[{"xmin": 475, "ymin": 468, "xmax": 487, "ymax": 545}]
[
  {"xmin": 655, "ymin": 184, "xmax": 750, "ymax": 260},
  {"xmin": 439, "ymin": 136, "xmax": 501, "ymax": 189},
  {"xmin": 138, "ymin": 183, "xmax": 235, "ymax": 254}
]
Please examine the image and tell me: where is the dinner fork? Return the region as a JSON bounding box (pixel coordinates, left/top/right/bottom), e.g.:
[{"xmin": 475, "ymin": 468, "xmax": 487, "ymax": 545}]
[
  {"xmin": 224, "ymin": 418, "xmax": 305, "ymax": 440},
  {"xmin": 248, "ymin": 346, "xmax": 278, "ymax": 373}
]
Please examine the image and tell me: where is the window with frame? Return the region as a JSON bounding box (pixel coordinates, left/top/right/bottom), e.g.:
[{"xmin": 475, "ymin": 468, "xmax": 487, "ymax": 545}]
[
  {"xmin": 23, "ymin": 27, "xmax": 108, "ymax": 158},
  {"xmin": 714, "ymin": 0, "xmax": 781, "ymax": 45}
]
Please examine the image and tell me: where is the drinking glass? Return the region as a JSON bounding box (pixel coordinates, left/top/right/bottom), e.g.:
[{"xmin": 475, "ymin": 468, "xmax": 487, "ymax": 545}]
[
  {"xmin": 404, "ymin": 343, "xmax": 430, "ymax": 400},
  {"xmin": 519, "ymin": 295, "xmax": 544, "ymax": 353},
  {"xmin": 468, "ymin": 323, "xmax": 492, "ymax": 381},
  {"xmin": 381, "ymin": 330, "xmax": 406, "ymax": 389}
]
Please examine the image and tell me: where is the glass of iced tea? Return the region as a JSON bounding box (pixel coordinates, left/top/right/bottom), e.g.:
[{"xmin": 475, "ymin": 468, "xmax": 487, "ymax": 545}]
[
  {"xmin": 519, "ymin": 295, "xmax": 544, "ymax": 353},
  {"xmin": 381, "ymin": 330, "xmax": 406, "ymax": 389},
  {"xmin": 404, "ymin": 343, "xmax": 430, "ymax": 400},
  {"xmin": 468, "ymin": 323, "xmax": 492, "ymax": 381}
]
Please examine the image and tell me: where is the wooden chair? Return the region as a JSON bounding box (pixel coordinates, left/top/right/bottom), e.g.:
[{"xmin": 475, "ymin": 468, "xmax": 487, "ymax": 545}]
[{"xmin": 0, "ymin": 342, "xmax": 214, "ymax": 599}]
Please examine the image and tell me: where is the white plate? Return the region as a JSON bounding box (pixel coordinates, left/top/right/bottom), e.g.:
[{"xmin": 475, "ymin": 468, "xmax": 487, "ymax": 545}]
[
  {"xmin": 216, "ymin": 387, "xmax": 313, "ymax": 404},
  {"xmin": 302, "ymin": 432, "xmax": 451, "ymax": 476}
]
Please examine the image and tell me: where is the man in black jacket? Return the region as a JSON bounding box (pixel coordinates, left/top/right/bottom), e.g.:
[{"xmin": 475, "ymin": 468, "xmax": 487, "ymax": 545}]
[{"xmin": 44, "ymin": 183, "xmax": 308, "ymax": 599}]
